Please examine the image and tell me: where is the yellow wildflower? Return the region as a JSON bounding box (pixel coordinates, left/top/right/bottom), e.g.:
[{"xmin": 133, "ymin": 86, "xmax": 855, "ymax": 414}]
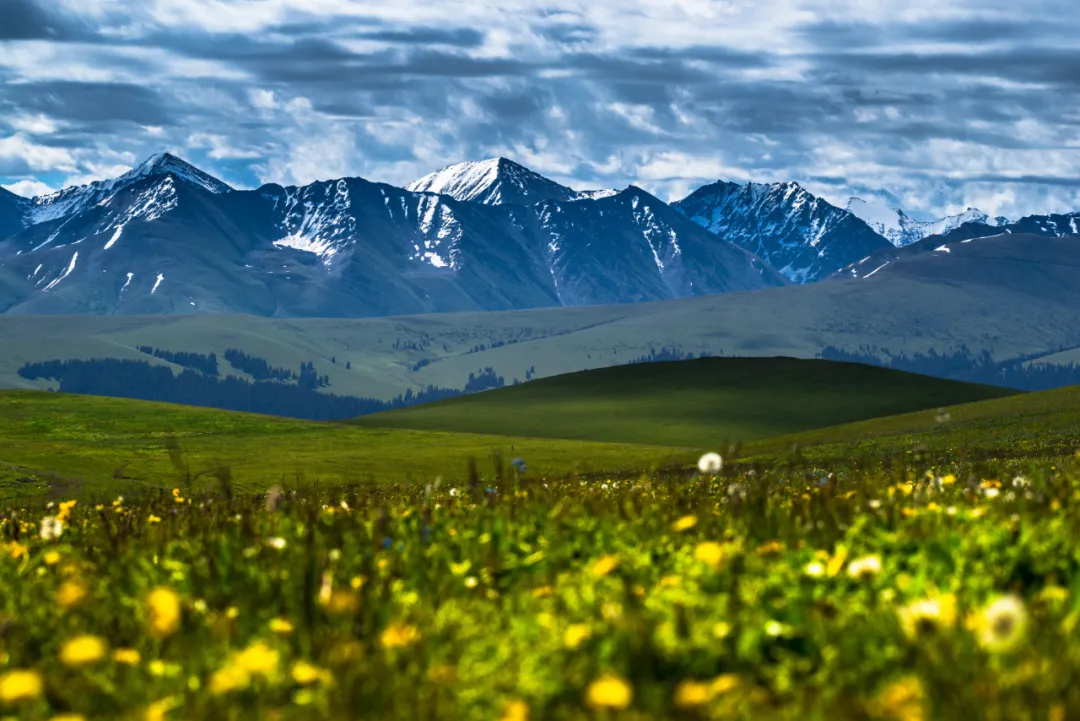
[
  {"xmin": 7, "ymin": 541, "xmax": 28, "ymax": 560},
  {"xmin": 381, "ymin": 622, "xmax": 420, "ymax": 649},
  {"xmin": 500, "ymin": 699, "xmax": 529, "ymax": 721},
  {"xmin": 50, "ymin": 714, "xmax": 86, "ymax": 721},
  {"xmin": 146, "ymin": 587, "xmax": 181, "ymax": 639},
  {"xmin": 672, "ymin": 515, "xmax": 697, "ymax": 532},
  {"xmin": 269, "ymin": 618, "xmax": 294, "ymax": 635},
  {"xmin": 694, "ymin": 541, "xmax": 725, "ymax": 569},
  {"xmin": 898, "ymin": 594, "xmax": 957, "ymax": 639},
  {"xmin": 60, "ymin": 635, "xmax": 108, "ymax": 666},
  {"xmin": 710, "ymin": 674, "xmax": 740, "ymax": 696},
  {"xmin": 209, "ymin": 664, "xmax": 250, "ymax": 695},
  {"xmin": 873, "ymin": 676, "xmax": 925, "ymax": 721},
  {"xmin": 144, "ymin": 697, "xmax": 181, "ymax": 721},
  {"xmin": 673, "ymin": 680, "xmax": 711, "ymax": 708},
  {"xmin": 826, "ymin": 546, "xmax": 848, "ymax": 577},
  {"xmin": 57, "ymin": 580, "xmax": 89, "ymax": 609},
  {"xmin": 113, "ymin": 648, "xmax": 142, "ymax": 666},
  {"xmin": 0, "ymin": 669, "xmax": 43, "ymax": 703},
  {"xmin": 234, "ymin": 641, "xmax": 279, "ymax": 676},
  {"xmin": 585, "ymin": 674, "xmax": 632, "ymax": 709},
  {"xmin": 590, "ymin": 555, "xmax": 618, "ymax": 577},
  {"xmin": 57, "ymin": 500, "xmax": 77, "ymax": 523},
  {"xmin": 44, "ymin": 550, "xmax": 61, "ymax": 565},
  {"xmin": 291, "ymin": 661, "xmax": 330, "ymax": 686},
  {"xmin": 563, "ymin": 624, "xmax": 592, "ymax": 650}
]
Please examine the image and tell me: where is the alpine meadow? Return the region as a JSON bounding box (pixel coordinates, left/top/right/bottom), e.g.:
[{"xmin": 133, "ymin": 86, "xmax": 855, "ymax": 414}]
[{"xmin": 2, "ymin": 1, "xmax": 1080, "ymax": 720}]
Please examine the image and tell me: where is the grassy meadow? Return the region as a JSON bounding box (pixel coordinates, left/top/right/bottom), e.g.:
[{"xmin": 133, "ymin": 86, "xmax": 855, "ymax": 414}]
[
  {"xmin": 0, "ymin": 391, "xmax": 690, "ymax": 502},
  {"xmin": 355, "ymin": 357, "xmax": 1016, "ymax": 447},
  {"xmin": 2, "ymin": 376, "xmax": 1080, "ymax": 719}
]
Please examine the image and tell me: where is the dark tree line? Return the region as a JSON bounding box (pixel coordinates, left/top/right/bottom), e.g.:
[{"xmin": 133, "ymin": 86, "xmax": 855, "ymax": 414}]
[
  {"xmin": 223, "ymin": 349, "xmax": 296, "ymax": 382},
  {"xmin": 137, "ymin": 346, "xmax": 218, "ymax": 376},
  {"xmin": 463, "ymin": 367, "xmax": 505, "ymax": 393},
  {"xmin": 819, "ymin": 345, "xmax": 1080, "ymax": 391},
  {"xmin": 628, "ymin": 346, "xmax": 712, "ymax": 365},
  {"xmin": 298, "ymin": 361, "xmax": 330, "ymax": 390},
  {"xmin": 18, "ymin": 358, "xmax": 512, "ymax": 421}
]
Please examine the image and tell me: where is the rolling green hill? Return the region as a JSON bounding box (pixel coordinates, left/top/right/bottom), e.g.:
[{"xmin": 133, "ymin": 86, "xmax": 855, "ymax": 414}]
[
  {"xmin": 353, "ymin": 357, "xmax": 1018, "ymax": 448},
  {"xmin": 741, "ymin": 382, "xmax": 1080, "ymax": 465},
  {"xmin": 0, "ymin": 391, "xmax": 692, "ymax": 501}
]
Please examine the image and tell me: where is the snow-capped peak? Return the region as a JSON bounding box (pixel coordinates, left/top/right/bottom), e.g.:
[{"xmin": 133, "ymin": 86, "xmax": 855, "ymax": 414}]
[
  {"xmin": 406, "ymin": 157, "xmax": 579, "ymax": 206},
  {"xmin": 119, "ymin": 152, "xmax": 233, "ymax": 196},
  {"xmin": 26, "ymin": 153, "xmax": 233, "ymax": 226},
  {"xmin": 845, "ymin": 196, "xmax": 1012, "ymax": 247}
]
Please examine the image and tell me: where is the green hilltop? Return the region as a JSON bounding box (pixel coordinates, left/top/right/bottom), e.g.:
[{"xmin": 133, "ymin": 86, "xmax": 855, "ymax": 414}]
[{"xmin": 353, "ymin": 357, "xmax": 1018, "ymax": 448}]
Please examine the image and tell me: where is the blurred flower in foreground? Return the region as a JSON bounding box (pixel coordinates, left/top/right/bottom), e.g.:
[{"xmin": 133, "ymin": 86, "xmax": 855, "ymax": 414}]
[
  {"xmin": 60, "ymin": 635, "xmax": 108, "ymax": 666},
  {"xmin": 673, "ymin": 514, "xmax": 697, "ymax": 532},
  {"xmin": 586, "ymin": 674, "xmax": 632, "ymax": 709},
  {"xmin": 40, "ymin": 516, "xmax": 63, "ymax": 541},
  {"xmin": 975, "ymin": 595, "xmax": 1027, "ymax": 653},
  {"xmin": 146, "ymin": 587, "xmax": 181, "ymax": 639},
  {"xmin": 698, "ymin": 453, "xmax": 723, "ymax": 474},
  {"xmin": 381, "ymin": 622, "xmax": 420, "ymax": 649},
  {"xmin": 0, "ymin": 669, "xmax": 42, "ymax": 703},
  {"xmin": 898, "ymin": 595, "xmax": 956, "ymax": 639},
  {"xmin": 500, "ymin": 699, "xmax": 529, "ymax": 721},
  {"xmin": 694, "ymin": 542, "xmax": 725, "ymax": 569},
  {"xmin": 847, "ymin": 555, "xmax": 882, "ymax": 580},
  {"xmin": 591, "ymin": 555, "xmax": 618, "ymax": 577},
  {"xmin": 873, "ymin": 675, "xmax": 926, "ymax": 721}
]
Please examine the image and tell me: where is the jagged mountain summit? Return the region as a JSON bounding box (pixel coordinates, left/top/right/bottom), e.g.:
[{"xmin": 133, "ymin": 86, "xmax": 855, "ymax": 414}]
[
  {"xmin": 673, "ymin": 180, "xmax": 892, "ymax": 283},
  {"xmin": 845, "ymin": 196, "xmax": 1011, "ymax": 248},
  {"xmin": 406, "ymin": 158, "xmax": 617, "ymax": 206},
  {"xmin": 0, "ymin": 154, "xmax": 782, "ymax": 316},
  {"xmin": 25, "ymin": 153, "xmax": 233, "ymax": 227}
]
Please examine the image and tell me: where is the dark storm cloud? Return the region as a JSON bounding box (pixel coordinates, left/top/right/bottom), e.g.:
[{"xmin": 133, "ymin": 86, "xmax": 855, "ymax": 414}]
[
  {"xmin": 0, "ymin": 0, "xmax": 88, "ymax": 41},
  {"xmin": 0, "ymin": 82, "xmax": 173, "ymax": 127},
  {"xmin": 361, "ymin": 27, "xmax": 486, "ymax": 47}
]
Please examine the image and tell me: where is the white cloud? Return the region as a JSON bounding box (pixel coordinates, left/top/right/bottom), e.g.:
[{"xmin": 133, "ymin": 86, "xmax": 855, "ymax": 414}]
[
  {"xmin": 0, "ymin": 134, "xmax": 78, "ymax": 173},
  {"xmin": 2, "ymin": 179, "xmax": 56, "ymax": 198}
]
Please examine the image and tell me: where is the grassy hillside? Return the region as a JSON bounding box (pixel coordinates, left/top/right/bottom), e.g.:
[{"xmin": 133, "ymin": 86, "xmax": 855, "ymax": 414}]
[
  {"xmin": 353, "ymin": 357, "xmax": 1018, "ymax": 447},
  {"xmin": 741, "ymin": 382, "xmax": 1080, "ymax": 466},
  {"xmin": 0, "ymin": 391, "xmax": 692, "ymax": 501}
]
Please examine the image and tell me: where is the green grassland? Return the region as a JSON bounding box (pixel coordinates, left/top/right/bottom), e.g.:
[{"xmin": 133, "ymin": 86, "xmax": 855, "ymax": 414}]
[
  {"xmin": 3, "ymin": 380, "xmax": 1080, "ymax": 718},
  {"xmin": 0, "ymin": 391, "xmax": 691, "ymax": 501},
  {"xmin": 741, "ymin": 383, "xmax": 1080, "ymax": 466},
  {"xmin": 354, "ymin": 357, "xmax": 1016, "ymax": 448}
]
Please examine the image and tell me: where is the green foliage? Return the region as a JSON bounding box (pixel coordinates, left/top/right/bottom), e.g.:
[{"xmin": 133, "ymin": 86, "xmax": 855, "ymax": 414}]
[
  {"xmin": 355, "ymin": 357, "xmax": 1016, "ymax": 447},
  {"xmin": 0, "ymin": 391, "xmax": 689, "ymax": 501}
]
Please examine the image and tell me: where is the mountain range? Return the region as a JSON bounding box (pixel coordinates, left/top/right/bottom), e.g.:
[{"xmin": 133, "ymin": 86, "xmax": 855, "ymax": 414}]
[{"xmin": 0, "ymin": 153, "xmax": 1076, "ymax": 318}]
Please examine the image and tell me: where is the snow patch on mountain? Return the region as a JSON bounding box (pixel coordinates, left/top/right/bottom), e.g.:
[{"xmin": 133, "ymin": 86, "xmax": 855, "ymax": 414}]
[
  {"xmin": 271, "ymin": 180, "xmax": 354, "ymax": 264},
  {"xmin": 104, "ymin": 225, "xmax": 124, "ymax": 250},
  {"xmin": 43, "ymin": 251, "xmax": 77, "ymax": 291}
]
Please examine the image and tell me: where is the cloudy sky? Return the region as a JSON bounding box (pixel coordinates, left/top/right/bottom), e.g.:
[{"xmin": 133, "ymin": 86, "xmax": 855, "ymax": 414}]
[{"xmin": 1, "ymin": 0, "xmax": 1078, "ymax": 220}]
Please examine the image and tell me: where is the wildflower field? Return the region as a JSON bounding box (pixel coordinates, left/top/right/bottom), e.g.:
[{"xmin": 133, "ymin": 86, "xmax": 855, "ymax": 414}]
[{"xmin": 3, "ymin": 385, "xmax": 1080, "ymax": 719}]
